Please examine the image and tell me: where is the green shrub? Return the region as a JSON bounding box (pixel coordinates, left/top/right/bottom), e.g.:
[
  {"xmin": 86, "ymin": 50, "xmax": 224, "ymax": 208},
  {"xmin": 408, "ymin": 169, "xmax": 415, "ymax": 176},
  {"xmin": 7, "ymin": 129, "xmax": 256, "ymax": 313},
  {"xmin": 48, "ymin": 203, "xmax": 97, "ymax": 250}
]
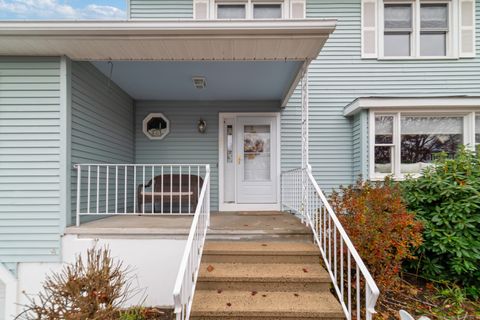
[
  {"xmin": 402, "ymin": 147, "xmax": 480, "ymax": 291},
  {"xmin": 330, "ymin": 179, "xmax": 423, "ymax": 289}
]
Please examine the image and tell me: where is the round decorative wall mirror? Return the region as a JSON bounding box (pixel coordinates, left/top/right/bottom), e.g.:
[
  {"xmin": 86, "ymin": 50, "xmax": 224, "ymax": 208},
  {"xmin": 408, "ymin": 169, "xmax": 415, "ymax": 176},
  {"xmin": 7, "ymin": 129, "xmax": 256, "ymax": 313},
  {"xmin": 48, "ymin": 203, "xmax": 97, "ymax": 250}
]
[{"xmin": 143, "ymin": 113, "xmax": 170, "ymax": 140}]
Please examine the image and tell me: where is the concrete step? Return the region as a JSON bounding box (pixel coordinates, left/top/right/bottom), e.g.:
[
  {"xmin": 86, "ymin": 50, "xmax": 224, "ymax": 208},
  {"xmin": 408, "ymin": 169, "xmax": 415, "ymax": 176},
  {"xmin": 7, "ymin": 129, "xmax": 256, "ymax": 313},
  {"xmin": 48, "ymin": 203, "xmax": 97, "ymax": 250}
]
[
  {"xmin": 202, "ymin": 241, "xmax": 320, "ymax": 264},
  {"xmin": 197, "ymin": 262, "xmax": 330, "ymax": 291},
  {"xmin": 207, "ymin": 212, "xmax": 312, "ymax": 242},
  {"xmin": 190, "ymin": 290, "xmax": 345, "ymax": 319},
  {"xmin": 206, "ymin": 232, "xmax": 312, "ymax": 242}
]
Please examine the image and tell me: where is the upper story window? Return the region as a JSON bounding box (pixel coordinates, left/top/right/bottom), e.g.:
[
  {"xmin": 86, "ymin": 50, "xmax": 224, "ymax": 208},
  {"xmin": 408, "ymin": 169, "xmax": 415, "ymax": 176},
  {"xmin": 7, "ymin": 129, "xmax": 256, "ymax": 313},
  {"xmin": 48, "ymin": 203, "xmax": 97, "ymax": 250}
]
[
  {"xmin": 193, "ymin": 0, "xmax": 305, "ymax": 20},
  {"xmin": 215, "ymin": 1, "xmax": 284, "ymax": 19},
  {"xmin": 361, "ymin": 0, "xmax": 476, "ymax": 59}
]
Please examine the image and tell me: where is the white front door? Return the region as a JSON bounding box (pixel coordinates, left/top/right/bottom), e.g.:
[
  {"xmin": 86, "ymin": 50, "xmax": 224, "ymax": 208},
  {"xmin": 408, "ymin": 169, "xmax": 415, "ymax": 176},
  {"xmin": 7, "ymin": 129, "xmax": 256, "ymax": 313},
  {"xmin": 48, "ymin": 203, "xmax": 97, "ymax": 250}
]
[{"xmin": 220, "ymin": 113, "xmax": 279, "ymax": 210}]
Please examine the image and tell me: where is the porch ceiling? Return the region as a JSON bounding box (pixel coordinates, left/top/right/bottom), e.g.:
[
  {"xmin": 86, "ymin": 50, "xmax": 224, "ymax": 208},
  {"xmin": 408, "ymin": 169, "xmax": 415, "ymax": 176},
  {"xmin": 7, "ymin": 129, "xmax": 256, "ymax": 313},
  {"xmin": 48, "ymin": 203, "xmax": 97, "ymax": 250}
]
[{"xmin": 92, "ymin": 60, "xmax": 302, "ymax": 101}]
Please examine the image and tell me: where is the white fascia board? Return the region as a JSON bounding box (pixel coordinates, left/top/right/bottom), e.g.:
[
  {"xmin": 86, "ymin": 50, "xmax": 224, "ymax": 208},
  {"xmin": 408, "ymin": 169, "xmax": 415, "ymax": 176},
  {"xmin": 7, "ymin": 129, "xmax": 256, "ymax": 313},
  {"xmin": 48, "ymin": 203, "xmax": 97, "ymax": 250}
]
[
  {"xmin": 344, "ymin": 96, "xmax": 480, "ymax": 116},
  {"xmin": 0, "ymin": 19, "xmax": 336, "ymax": 36}
]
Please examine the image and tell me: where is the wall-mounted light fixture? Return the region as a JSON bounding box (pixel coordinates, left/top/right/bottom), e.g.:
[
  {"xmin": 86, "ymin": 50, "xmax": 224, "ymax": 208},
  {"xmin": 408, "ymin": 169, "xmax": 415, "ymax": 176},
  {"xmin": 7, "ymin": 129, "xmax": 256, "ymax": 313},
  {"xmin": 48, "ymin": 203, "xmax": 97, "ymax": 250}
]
[{"xmin": 197, "ymin": 119, "xmax": 207, "ymax": 133}]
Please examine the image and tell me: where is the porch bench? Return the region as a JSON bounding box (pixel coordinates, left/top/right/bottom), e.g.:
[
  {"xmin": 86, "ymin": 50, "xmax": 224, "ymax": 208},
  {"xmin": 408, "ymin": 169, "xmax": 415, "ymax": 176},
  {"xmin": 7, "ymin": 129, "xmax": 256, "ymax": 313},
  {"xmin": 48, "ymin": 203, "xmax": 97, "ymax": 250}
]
[{"xmin": 137, "ymin": 174, "xmax": 204, "ymax": 213}]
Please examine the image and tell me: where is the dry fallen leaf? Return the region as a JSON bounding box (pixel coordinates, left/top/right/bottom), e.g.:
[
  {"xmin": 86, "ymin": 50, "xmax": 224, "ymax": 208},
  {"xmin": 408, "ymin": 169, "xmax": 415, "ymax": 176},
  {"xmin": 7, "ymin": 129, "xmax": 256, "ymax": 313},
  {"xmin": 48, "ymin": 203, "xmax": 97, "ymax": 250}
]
[
  {"xmin": 207, "ymin": 265, "xmax": 214, "ymax": 272},
  {"xmin": 294, "ymin": 293, "xmax": 299, "ymax": 297},
  {"xmin": 302, "ymin": 268, "xmax": 308, "ymax": 273},
  {"xmin": 217, "ymin": 289, "xmax": 223, "ymax": 294},
  {"xmin": 262, "ymin": 294, "xmax": 267, "ymax": 298},
  {"xmin": 226, "ymin": 303, "xmax": 232, "ymax": 307},
  {"xmin": 251, "ymin": 291, "xmax": 258, "ymax": 296},
  {"xmin": 261, "ymin": 244, "xmax": 268, "ymax": 247}
]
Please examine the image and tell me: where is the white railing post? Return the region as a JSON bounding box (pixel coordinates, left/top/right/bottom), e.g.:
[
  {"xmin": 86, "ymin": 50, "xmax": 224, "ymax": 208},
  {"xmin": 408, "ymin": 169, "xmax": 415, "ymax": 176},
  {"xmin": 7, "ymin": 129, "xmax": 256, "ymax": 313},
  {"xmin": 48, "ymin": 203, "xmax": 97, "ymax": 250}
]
[{"xmin": 76, "ymin": 165, "xmax": 81, "ymax": 227}]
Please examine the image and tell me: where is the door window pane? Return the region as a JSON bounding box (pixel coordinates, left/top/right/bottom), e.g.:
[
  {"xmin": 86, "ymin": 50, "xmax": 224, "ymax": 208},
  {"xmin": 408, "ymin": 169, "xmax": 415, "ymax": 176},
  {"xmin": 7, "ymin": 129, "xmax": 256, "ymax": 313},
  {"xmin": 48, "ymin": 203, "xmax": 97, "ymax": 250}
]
[
  {"xmin": 217, "ymin": 4, "xmax": 246, "ymax": 19},
  {"xmin": 253, "ymin": 4, "xmax": 282, "ymax": 19},
  {"xmin": 384, "ymin": 4, "xmax": 412, "ymax": 29},
  {"xmin": 375, "ymin": 115, "xmax": 394, "ymax": 144},
  {"xmin": 400, "ymin": 116, "xmax": 463, "ymax": 173},
  {"xmin": 384, "ymin": 33, "xmax": 411, "ymax": 56},
  {"xmin": 227, "ymin": 125, "xmax": 233, "ymax": 163},
  {"xmin": 243, "ymin": 125, "xmax": 271, "ymax": 181}
]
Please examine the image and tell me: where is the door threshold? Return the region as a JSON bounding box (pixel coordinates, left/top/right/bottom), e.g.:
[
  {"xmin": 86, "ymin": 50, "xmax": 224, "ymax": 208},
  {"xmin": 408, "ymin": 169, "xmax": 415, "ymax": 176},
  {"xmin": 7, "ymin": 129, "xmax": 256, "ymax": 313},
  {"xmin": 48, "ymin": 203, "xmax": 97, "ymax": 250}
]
[{"xmin": 219, "ymin": 203, "xmax": 281, "ymax": 211}]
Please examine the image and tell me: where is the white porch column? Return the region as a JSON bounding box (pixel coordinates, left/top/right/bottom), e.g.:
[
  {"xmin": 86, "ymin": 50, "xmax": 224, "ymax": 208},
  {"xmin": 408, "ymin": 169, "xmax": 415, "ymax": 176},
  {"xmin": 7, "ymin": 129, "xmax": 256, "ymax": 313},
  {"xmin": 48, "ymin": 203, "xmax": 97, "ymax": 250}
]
[
  {"xmin": 301, "ymin": 65, "xmax": 310, "ymax": 219},
  {"xmin": 301, "ymin": 66, "xmax": 309, "ymax": 169}
]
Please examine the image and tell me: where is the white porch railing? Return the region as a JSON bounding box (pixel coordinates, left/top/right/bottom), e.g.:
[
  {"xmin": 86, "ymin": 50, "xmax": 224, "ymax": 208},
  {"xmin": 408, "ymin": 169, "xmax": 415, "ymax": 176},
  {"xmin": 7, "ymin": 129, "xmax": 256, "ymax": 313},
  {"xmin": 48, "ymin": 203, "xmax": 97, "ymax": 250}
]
[
  {"xmin": 172, "ymin": 165, "xmax": 210, "ymax": 320},
  {"xmin": 281, "ymin": 165, "xmax": 380, "ymax": 320},
  {"xmin": 74, "ymin": 164, "xmax": 209, "ymax": 226}
]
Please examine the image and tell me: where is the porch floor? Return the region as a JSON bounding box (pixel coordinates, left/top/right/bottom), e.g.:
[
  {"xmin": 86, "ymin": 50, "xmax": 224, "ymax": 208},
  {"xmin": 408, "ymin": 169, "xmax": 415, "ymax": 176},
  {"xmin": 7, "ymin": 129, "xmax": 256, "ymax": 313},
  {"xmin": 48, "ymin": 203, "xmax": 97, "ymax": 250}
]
[{"xmin": 66, "ymin": 211, "xmax": 311, "ymax": 240}]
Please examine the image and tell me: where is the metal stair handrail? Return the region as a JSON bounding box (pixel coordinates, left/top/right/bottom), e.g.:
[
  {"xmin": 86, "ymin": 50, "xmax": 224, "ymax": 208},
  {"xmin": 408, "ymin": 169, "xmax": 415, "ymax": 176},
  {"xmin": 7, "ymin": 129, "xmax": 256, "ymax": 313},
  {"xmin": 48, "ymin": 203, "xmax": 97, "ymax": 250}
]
[{"xmin": 281, "ymin": 164, "xmax": 380, "ymax": 320}]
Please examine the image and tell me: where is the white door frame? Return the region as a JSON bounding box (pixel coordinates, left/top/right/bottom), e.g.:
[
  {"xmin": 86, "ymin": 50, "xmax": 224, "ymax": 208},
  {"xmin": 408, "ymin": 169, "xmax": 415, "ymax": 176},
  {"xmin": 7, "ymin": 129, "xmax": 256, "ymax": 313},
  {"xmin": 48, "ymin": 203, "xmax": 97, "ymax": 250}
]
[{"xmin": 218, "ymin": 112, "xmax": 281, "ymax": 211}]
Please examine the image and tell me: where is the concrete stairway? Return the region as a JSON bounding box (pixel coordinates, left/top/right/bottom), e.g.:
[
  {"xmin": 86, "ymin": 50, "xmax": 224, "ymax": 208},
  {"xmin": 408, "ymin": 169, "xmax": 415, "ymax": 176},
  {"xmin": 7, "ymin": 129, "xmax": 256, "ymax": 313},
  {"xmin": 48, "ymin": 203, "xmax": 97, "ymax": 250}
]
[{"xmin": 190, "ymin": 241, "xmax": 345, "ymax": 319}]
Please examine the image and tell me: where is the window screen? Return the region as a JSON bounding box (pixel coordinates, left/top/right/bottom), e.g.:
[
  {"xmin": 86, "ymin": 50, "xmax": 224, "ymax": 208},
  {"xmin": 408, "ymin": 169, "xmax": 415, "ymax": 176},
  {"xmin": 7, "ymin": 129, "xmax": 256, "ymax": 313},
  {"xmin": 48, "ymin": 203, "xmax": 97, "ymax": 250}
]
[
  {"xmin": 384, "ymin": 4, "xmax": 412, "ymax": 56},
  {"xmin": 253, "ymin": 4, "xmax": 282, "ymax": 19},
  {"xmin": 217, "ymin": 4, "xmax": 246, "ymax": 19}
]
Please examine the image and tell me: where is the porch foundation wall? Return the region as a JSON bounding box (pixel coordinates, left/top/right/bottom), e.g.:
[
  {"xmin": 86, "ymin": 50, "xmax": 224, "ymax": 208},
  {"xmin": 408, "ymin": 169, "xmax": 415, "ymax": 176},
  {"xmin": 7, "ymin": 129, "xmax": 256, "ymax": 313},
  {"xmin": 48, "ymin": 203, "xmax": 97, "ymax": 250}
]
[{"xmin": 15, "ymin": 235, "xmax": 186, "ymax": 314}]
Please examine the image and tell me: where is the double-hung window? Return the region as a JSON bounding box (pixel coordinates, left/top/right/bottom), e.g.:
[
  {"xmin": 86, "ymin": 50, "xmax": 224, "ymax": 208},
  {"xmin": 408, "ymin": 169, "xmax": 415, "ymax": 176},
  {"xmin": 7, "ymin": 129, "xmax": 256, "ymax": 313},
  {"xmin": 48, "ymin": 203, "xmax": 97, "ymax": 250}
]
[
  {"xmin": 382, "ymin": 1, "xmax": 450, "ymax": 57},
  {"xmin": 371, "ymin": 110, "xmax": 479, "ymax": 179},
  {"xmin": 215, "ymin": 1, "xmax": 284, "ymax": 19},
  {"xmin": 361, "ymin": 0, "xmax": 476, "ymax": 59}
]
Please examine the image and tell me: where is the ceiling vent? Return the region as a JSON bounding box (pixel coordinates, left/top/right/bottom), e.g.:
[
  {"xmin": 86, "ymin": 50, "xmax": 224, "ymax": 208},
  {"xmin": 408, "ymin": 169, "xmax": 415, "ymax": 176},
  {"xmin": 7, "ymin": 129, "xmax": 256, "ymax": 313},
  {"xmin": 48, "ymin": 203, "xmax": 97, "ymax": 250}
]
[{"xmin": 192, "ymin": 76, "xmax": 207, "ymax": 89}]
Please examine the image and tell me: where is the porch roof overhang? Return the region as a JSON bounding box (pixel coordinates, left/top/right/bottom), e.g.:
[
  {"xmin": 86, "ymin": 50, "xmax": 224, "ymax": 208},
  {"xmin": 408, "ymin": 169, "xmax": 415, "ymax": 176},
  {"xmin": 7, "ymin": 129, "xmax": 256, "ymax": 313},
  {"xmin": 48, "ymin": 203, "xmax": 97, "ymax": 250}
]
[
  {"xmin": 0, "ymin": 19, "xmax": 336, "ymax": 61},
  {"xmin": 344, "ymin": 96, "xmax": 480, "ymax": 116},
  {"xmin": 0, "ymin": 19, "xmax": 336, "ymax": 107}
]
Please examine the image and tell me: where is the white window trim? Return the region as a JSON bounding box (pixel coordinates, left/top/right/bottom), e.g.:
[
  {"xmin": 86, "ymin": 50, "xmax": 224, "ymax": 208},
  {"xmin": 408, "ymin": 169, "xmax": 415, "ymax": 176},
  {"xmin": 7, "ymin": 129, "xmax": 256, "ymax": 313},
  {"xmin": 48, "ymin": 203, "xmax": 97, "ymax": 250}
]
[
  {"xmin": 369, "ymin": 108, "xmax": 479, "ymax": 180},
  {"xmin": 378, "ymin": 0, "xmax": 459, "ymax": 60},
  {"xmin": 213, "ymin": 0, "xmax": 290, "ymax": 19}
]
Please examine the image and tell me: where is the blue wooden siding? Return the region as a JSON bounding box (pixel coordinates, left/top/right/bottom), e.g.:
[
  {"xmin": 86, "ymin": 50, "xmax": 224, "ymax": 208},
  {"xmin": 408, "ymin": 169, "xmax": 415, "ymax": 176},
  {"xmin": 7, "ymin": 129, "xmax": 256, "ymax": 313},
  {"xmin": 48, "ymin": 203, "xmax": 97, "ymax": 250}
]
[
  {"xmin": 135, "ymin": 101, "xmax": 280, "ymax": 211},
  {"xmin": 0, "ymin": 57, "xmax": 63, "ymax": 273},
  {"xmin": 70, "ymin": 61, "xmax": 135, "ymax": 225},
  {"xmin": 129, "ymin": 0, "xmax": 193, "ymax": 19}
]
